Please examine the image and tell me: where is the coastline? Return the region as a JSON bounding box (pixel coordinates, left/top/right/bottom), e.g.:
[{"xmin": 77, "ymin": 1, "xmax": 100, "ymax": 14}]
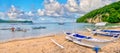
[
  {"xmin": 0, "ymin": 31, "xmax": 120, "ymax": 53},
  {"xmin": 0, "ymin": 33, "xmax": 94, "ymax": 53},
  {"xmin": 0, "ymin": 32, "xmax": 62, "ymax": 44}
]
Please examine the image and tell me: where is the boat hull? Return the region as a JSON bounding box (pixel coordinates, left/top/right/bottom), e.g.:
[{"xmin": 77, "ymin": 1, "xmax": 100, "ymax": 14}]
[{"xmin": 66, "ymin": 36, "xmax": 110, "ymax": 48}]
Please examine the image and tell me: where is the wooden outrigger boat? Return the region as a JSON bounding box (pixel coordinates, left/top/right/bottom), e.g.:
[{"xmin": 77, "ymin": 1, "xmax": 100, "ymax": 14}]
[{"xmin": 65, "ymin": 32, "xmax": 117, "ymax": 48}]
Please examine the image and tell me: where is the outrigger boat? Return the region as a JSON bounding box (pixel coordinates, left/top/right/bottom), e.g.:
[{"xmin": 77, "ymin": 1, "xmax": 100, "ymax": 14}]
[
  {"xmin": 15, "ymin": 27, "xmax": 27, "ymax": 32},
  {"xmin": 65, "ymin": 32, "xmax": 117, "ymax": 48},
  {"xmin": 32, "ymin": 26, "xmax": 46, "ymax": 29},
  {"xmin": 86, "ymin": 28, "xmax": 120, "ymax": 37},
  {"xmin": 92, "ymin": 29, "xmax": 120, "ymax": 38},
  {"xmin": 10, "ymin": 27, "xmax": 28, "ymax": 32},
  {"xmin": 101, "ymin": 30, "xmax": 120, "ymax": 33},
  {"xmin": 95, "ymin": 22, "xmax": 107, "ymax": 27},
  {"xmin": 58, "ymin": 22, "xmax": 65, "ymax": 25}
]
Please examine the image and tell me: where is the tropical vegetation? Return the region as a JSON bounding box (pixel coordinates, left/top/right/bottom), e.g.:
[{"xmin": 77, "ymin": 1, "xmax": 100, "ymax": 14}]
[{"xmin": 77, "ymin": 1, "xmax": 120, "ymax": 23}]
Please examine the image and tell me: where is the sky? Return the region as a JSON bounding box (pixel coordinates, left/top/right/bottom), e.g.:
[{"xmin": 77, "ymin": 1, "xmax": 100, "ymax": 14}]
[
  {"xmin": 0, "ymin": 0, "xmax": 67, "ymax": 12},
  {"xmin": 0, "ymin": 0, "xmax": 117, "ymax": 12},
  {"xmin": 0, "ymin": 0, "xmax": 119, "ymax": 23}
]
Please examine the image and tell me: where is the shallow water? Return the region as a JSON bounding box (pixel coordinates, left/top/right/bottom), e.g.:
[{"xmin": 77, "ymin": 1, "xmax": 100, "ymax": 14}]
[
  {"xmin": 0, "ymin": 22, "xmax": 119, "ymax": 42},
  {"xmin": 0, "ymin": 22, "xmax": 94, "ymax": 42}
]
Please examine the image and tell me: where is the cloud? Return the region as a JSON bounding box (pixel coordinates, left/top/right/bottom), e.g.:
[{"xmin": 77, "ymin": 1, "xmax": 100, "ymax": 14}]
[
  {"xmin": 37, "ymin": 0, "xmax": 117, "ymax": 19},
  {"xmin": 38, "ymin": 0, "xmax": 83, "ymax": 18},
  {"xmin": 37, "ymin": 9, "xmax": 45, "ymax": 16},
  {"xmin": 38, "ymin": 2, "xmax": 59, "ymax": 16},
  {"xmin": 80, "ymin": 0, "xmax": 114, "ymax": 12},
  {"xmin": 0, "ymin": 0, "xmax": 118, "ymax": 22},
  {"xmin": 43, "ymin": 0, "xmax": 61, "ymax": 16},
  {"xmin": 26, "ymin": 11, "xmax": 34, "ymax": 16},
  {"xmin": 65, "ymin": 0, "xmax": 80, "ymax": 12}
]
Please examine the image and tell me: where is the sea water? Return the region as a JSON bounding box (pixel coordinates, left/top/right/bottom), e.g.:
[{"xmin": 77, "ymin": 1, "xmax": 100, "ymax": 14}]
[{"xmin": 0, "ymin": 23, "xmax": 94, "ymax": 42}]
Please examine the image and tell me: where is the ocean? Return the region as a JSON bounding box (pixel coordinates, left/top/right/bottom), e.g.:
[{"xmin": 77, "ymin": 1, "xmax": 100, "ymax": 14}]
[{"xmin": 0, "ymin": 23, "xmax": 94, "ymax": 42}]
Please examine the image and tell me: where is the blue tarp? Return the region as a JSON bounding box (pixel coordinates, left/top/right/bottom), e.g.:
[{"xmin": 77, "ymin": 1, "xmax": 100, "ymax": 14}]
[
  {"xmin": 66, "ymin": 33, "xmax": 87, "ymax": 38},
  {"xmin": 73, "ymin": 34, "xmax": 92, "ymax": 39},
  {"xmin": 95, "ymin": 33, "xmax": 113, "ymax": 37},
  {"xmin": 101, "ymin": 30, "xmax": 120, "ymax": 33},
  {"xmin": 73, "ymin": 34, "xmax": 87, "ymax": 38}
]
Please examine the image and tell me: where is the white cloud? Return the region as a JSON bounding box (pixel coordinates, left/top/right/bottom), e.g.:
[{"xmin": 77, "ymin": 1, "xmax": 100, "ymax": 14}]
[
  {"xmin": 43, "ymin": 0, "xmax": 61, "ymax": 16},
  {"xmin": 65, "ymin": 0, "xmax": 79, "ymax": 12},
  {"xmin": 80, "ymin": 0, "xmax": 114, "ymax": 12},
  {"xmin": 0, "ymin": 0, "xmax": 118, "ymax": 22},
  {"xmin": 37, "ymin": 0, "xmax": 116, "ymax": 18},
  {"xmin": 38, "ymin": 0, "xmax": 81, "ymax": 17},
  {"xmin": 7, "ymin": 5, "xmax": 17, "ymax": 19},
  {"xmin": 37, "ymin": 9, "xmax": 45, "ymax": 16},
  {"xmin": 27, "ymin": 11, "xmax": 34, "ymax": 16}
]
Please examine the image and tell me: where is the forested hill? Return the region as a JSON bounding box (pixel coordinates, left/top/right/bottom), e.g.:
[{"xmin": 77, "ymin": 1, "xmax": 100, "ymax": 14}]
[
  {"xmin": 76, "ymin": 1, "xmax": 120, "ymax": 23},
  {"xmin": 0, "ymin": 19, "xmax": 33, "ymax": 23}
]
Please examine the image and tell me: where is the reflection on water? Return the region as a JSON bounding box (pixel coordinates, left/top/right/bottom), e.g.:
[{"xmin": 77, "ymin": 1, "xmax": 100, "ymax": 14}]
[{"xmin": 0, "ymin": 23, "xmax": 94, "ymax": 42}]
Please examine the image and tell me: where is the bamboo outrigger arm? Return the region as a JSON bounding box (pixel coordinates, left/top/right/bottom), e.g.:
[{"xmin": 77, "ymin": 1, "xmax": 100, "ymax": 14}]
[{"xmin": 51, "ymin": 39, "xmax": 64, "ymax": 49}]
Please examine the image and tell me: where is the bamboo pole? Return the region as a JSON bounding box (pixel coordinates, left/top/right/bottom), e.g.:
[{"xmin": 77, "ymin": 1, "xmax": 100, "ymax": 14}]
[{"xmin": 51, "ymin": 39, "xmax": 64, "ymax": 49}]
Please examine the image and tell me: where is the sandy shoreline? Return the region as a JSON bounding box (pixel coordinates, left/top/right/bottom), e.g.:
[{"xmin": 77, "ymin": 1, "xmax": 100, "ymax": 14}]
[
  {"xmin": 0, "ymin": 33, "xmax": 94, "ymax": 53},
  {"xmin": 0, "ymin": 31, "xmax": 120, "ymax": 53}
]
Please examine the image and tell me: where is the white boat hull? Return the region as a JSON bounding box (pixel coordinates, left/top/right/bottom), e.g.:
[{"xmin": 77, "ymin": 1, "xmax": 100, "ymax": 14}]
[{"xmin": 66, "ymin": 36, "xmax": 110, "ymax": 48}]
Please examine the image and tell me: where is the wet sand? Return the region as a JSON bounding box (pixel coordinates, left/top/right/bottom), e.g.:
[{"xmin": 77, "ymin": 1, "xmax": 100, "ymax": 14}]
[{"xmin": 0, "ymin": 31, "xmax": 120, "ymax": 53}]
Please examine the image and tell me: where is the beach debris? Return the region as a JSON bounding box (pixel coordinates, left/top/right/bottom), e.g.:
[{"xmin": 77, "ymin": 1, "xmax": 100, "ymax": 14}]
[{"xmin": 51, "ymin": 39, "xmax": 64, "ymax": 49}]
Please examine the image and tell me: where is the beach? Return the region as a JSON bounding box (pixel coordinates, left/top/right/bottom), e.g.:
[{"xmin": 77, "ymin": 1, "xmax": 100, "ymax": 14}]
[
  {"xmin": 0, "ymin": 0, "xmax": 120, "ymax": 53},
  {"xmin": 0, "ymin": 33, "xmax": 94, "ymax": 53},
  {"xmin": 0, "ymin": 31, "xmax": 120, "ymax": 53}
]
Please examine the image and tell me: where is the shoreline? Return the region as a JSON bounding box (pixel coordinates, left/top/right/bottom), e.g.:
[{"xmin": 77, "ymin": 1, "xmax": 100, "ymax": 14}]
[
  {"xmin": 0, "ymin": 31, "xmax": 120, "ymax": 53},
  {"xmin": 0, "ymin": 32, "xmax": 63, "ymax": 44},
  {"xmin": 0, "ymin": 33, "xmax": 95, "ymax": 53}
]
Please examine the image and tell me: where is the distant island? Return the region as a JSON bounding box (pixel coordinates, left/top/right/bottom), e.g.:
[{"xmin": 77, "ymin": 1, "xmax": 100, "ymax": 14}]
[
  {"xmin": 0, "ymin": 19, "xmax": 33, "ymax": 23},
  {"xmin": 76, "ymin": 1, "xmax": 120, "ymax": 23}
]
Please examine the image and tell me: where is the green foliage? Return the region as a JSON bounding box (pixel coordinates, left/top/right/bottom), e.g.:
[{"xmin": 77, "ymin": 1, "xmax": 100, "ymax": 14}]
[
  {"xmin": 77, "ymin": 1, "xmax": 120, "ymax": 23},
  {"xmin": 107, "ymin": 12, "xmax": 120, "ymax": 23},
  {"xmin": 101, "ymin": 14, "xmax": 108, "ymax": 22}
]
